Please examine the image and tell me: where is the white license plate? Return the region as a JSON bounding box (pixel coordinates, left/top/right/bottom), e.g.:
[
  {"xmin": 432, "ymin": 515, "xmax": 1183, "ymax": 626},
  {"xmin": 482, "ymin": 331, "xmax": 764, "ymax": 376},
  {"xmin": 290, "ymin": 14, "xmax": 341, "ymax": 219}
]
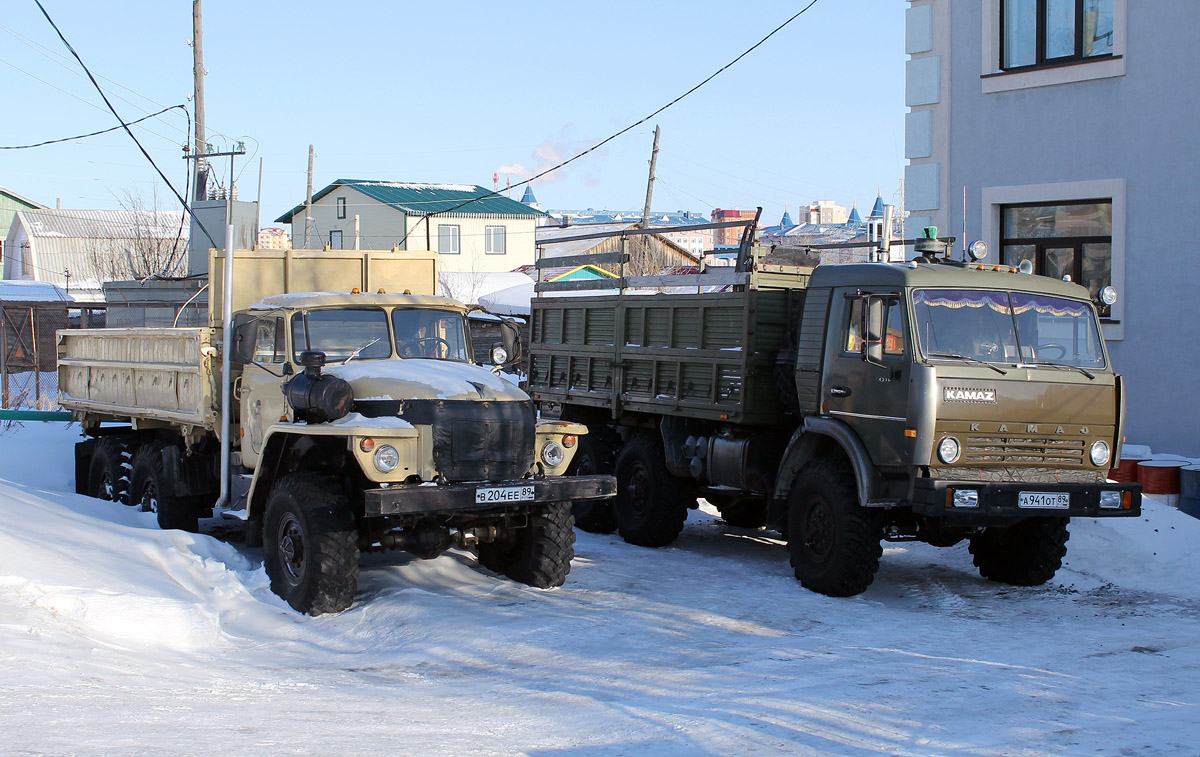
[
  {"xmin": 1018, "ymin": 491, "xmax": 1070, "ymax": 509},
  {"xmin": 475, "ymin": 485, "xmax": 535, "ymax": 504}
]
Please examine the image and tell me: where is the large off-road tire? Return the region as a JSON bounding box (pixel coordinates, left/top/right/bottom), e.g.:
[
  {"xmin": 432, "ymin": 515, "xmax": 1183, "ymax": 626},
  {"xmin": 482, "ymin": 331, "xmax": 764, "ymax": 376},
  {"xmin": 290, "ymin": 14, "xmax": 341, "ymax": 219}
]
[
  {"xmin": 786, "ymin": 458, "xmax": 883, "ymax": 597},
  {"xmin": 613, "ymin": 433, "xmax": 691, "ymax": 547},
  {"xmin": 263, "ymin": 473, "xmax": 360, "ymax": 615},
  {"xmin": 709, "ymin": 495, "xmax": 768, "ymax": 529},
  {"xmin": 477, "ymin": 501, "xmax": 576, "ymax": 588},
  {"xmin": 968, "ymin": 517, "xmax": 1069, "ymax": 586},
  {"xmin": 129, "ymin": 443, "xmax": 199, "ymax": 533},
  {"xmin": 88, "ymin": 437, "xmax": 134, "ymax": 505},
  {"xmin": 568, "ymin": 430, "xmax": 619, "ymax": 534}
]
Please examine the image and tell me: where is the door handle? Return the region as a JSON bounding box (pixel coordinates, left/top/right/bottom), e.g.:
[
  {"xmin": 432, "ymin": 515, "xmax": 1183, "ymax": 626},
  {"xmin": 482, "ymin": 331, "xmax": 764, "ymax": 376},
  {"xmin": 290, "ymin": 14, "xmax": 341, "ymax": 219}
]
[{"xmin": 829, "ymin": 385, "xmax": 851, "ymax": 397}]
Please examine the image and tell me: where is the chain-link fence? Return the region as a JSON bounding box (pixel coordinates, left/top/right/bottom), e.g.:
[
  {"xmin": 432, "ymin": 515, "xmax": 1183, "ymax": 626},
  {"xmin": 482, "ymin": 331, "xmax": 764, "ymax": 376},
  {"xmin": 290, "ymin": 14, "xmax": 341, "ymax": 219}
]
[{"xmin": 2, "ymin": 371, "xmax": 60, "ymax": 410}]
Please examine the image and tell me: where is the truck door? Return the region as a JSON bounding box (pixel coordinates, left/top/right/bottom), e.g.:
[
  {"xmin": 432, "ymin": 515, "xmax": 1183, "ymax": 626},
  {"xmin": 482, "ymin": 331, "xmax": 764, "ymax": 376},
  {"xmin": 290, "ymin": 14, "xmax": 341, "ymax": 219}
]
[
  {"xmin": 822, "ymin": 289, "xmax": 910, "ymax": 466},
  {"xmin": 238, "ymin": 316, "xmax": 289, "ymax": 468}
]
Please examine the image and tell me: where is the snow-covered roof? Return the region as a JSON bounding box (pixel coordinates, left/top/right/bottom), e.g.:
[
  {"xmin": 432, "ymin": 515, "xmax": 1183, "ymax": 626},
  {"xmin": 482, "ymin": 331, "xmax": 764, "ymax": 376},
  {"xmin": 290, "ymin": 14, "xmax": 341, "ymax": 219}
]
[{"xmin": 0, "ymin": 280, "xmax": 72, "ymax": 302}]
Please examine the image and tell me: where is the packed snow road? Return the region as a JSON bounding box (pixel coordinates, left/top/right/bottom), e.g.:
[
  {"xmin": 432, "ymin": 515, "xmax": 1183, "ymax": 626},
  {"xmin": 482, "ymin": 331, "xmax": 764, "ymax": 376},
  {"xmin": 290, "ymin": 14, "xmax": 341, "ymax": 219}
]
[{"xmin": 0, "ymin": 422, "xmax": 1197, "ymax": 755}]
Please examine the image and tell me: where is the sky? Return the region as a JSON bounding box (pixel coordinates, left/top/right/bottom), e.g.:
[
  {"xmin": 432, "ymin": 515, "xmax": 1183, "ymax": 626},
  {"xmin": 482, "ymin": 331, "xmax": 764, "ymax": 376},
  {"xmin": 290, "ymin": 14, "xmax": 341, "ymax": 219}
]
[{"xmin": 1, "ymin": 1, "xmax": 906, "ymax": 233}]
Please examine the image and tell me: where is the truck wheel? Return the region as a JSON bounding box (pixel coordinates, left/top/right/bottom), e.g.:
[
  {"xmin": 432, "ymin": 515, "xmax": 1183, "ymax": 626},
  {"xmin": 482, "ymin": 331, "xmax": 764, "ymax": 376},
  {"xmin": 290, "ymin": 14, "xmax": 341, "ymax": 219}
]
[
  {"xmin": 568, "ymin": 432, "xmax": 618, "ymax": 534},
  {"xmin": 130, "ymin": 443, "xmax": 199, "ymax": 533},
  {"xmin": 88, "ymin": 437, "xmax": 134, "ymax": 504},
  {"xmin": 709, "ymin": 495, "xmax": 768, "ymax": 529},
  {"xmin": 477, "ymin": 502, "xmax": 576, "ymax": 588},
  {"xmin": 786, "ymin": 458, "xmax": 883, "ymax": 597},
  {"xmin": 613, "ymin": 433, "xmax": 690, "ymax": 547},
  {"xmin": 968, "ymin": 518, "xmax": 1069, "ymax": 586},
  {"xmin": 263, "ymin": 473, "xmax": 360, "ymax": 615}
]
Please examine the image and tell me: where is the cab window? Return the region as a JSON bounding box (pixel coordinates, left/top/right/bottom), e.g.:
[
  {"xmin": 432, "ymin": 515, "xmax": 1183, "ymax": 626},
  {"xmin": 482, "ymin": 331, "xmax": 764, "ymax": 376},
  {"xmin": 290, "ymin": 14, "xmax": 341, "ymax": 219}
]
[
  {"xmin": 291, "ymin": 308, "xmax": 392, "ymax": 362},
  {"xmin": 845, "ymin": 297, "xmax": 905, "ymax": 356},
  {"xmin": 253, "ymin": 317, "xmax": 284, "ymax": 363}
]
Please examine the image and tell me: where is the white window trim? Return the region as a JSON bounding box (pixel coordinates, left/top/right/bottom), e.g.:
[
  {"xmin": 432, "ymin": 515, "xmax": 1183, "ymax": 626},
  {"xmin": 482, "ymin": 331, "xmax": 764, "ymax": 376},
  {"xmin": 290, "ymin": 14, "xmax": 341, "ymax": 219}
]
[
  {"xmin": 437, "ymin": 224, "xmax": 461, "ymax": 254},
  {"xmin": 485, "ymin": 225, "xmax": 506, "ymax": 255},
  {"xmin": 981, "ymin": 0, "xmax": 1126, "ymax": 93},
  {"xmin": 981, "ymin": 178, "xmax": 1125, "ymax": 341}
]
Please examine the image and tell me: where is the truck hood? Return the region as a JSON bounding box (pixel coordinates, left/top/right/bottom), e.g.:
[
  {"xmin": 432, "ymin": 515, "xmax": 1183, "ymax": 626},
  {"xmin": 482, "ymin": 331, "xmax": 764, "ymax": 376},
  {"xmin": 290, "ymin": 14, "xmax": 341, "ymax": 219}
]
[{"xmin": 323, "ymin": 360, "xmax": 529, "ymax": 403}]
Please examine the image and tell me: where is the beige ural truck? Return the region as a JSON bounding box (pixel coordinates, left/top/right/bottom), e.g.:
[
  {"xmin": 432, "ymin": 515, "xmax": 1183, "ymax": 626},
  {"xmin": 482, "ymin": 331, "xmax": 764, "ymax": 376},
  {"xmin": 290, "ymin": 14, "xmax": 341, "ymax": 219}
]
[
  {"xmin": 58, "ymin": 248, "xmax": 614, "ymax": 614},
  {"xmin": 528, "ymin": 232, "xmax": 1140, "ymax": 597}
]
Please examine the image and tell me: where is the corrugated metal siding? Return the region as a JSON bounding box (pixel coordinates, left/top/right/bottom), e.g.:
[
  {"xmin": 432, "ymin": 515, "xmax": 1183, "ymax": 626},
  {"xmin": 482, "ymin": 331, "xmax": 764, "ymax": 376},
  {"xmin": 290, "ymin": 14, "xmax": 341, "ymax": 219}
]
[{"xmin": 794, "ymin": 287, "xmax": 830, "ymax": 414}]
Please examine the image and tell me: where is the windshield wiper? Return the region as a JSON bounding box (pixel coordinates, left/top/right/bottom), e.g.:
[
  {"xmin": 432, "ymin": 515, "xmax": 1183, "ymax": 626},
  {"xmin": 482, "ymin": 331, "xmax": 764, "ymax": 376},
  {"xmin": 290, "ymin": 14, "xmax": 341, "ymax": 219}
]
[
  {"xmin": 343, "ymin": 337, "xmax": 382, "ymax": 364},
  {"xmin": 1017, "ymin": 360, "xmax": 1095, "ymax": 380},
  {"xmin": 927, "ymin": 352, "xmax": 1008, "ymax": 375}
]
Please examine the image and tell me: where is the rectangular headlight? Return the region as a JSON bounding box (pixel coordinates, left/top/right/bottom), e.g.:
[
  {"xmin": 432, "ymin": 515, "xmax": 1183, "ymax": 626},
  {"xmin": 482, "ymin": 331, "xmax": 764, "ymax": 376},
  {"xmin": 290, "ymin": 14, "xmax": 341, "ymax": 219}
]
[
  {"xmin": 1099, "ymin": 490, "xmax": 1123, "ymax": 509},
  {"xmin": 952, "ymin": 489, "xmax": 979, "ymax": 508}
]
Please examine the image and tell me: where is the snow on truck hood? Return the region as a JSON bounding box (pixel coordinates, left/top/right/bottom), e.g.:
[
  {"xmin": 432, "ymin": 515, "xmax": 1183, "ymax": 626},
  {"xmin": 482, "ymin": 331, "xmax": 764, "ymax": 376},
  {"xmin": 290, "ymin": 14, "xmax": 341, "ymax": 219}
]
[{"xmin": 324, "ymin": 359, "xmax": 528, "ymax": 402}]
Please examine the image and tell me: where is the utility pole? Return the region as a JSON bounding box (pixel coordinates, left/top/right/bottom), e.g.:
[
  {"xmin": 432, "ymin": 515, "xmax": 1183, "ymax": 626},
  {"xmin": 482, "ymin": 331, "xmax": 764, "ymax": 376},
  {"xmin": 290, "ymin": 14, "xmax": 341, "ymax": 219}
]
[
  {"xmin": 641, "ymin": 125, "xmax": 661, "ymax": 229},
  {"xmin": 304, "ymin": 144, "xmax": 315, "ymax": 248},
  {"xmin": 192, "ymin": 0, "xmax": 207, "ymax": 202}
]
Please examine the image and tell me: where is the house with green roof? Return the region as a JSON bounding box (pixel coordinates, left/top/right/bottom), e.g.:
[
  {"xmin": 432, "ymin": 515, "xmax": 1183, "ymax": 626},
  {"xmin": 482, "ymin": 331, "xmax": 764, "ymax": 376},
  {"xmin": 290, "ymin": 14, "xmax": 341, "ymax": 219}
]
[
  {"xmin": 1, "ymin": 186, "xmax": 47, "ymax": 272},
  {"xmin": 276, "ymin": 179, "xmax": 547, "ymax": 273}
]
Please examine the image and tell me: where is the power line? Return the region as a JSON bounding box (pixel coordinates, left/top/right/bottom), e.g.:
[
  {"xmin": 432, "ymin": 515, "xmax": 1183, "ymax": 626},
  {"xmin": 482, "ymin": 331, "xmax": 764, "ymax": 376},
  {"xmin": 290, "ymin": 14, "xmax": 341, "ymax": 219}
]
[
  {"xmin": 401, "ymin": 0, "xmax": 822, "ymax": 243},
  {"xmin": 32, "ymin": 0, "xmax": 220, "ymax": 268},
  {"xmin": 0, "ymin": 105, "xmax": 186, "ymax": 150}
]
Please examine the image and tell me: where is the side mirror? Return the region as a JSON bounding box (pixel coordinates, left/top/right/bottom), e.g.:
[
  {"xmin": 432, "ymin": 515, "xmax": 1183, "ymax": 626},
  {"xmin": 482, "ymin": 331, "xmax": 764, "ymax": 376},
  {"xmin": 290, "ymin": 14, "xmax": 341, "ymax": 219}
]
[
  {"xmin": 496, "ymin": 318, "xmax": 522, "ymax": 366},
  {"xmin": 230, "ymin": 313, "xmax": 256, "ymax": 364},
  {"xmin": 863, "ymin": 296, "xmax": 885, "ymax": 366}
]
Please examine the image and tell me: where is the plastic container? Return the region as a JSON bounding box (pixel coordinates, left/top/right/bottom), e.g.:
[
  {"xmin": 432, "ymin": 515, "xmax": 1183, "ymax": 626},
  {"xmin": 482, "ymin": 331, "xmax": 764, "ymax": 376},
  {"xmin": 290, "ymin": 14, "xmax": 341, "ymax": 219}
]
[{"xmin": 1180, "ymin": 465, "xmax": 1200, "ymax": 519}]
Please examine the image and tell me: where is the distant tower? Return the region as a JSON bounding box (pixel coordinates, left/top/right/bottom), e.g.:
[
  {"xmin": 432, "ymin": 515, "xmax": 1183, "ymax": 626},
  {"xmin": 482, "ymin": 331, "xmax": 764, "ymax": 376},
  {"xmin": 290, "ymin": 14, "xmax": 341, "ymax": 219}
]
[
  {"xmin": 520, "ymin": 185, "xmax": 541, "ymax": 210},
  {"xmin": 847, "ymin": 204, "xmax": 862, "ymax": 225},
  {"xmin": 869, "ymin": 190, "xmax": 885, "ymax": 219},
  {"xmin": 779, "ymin": 205, "xmax": 795, "ymax": 229}
]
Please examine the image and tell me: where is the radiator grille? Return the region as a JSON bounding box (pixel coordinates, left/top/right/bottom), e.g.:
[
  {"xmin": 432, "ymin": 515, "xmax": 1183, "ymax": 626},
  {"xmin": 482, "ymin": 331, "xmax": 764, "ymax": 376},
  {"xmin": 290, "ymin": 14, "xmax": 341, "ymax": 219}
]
[{"xmin": 963, "ymin": 435, "xmax": 1086, "ymax": 467}]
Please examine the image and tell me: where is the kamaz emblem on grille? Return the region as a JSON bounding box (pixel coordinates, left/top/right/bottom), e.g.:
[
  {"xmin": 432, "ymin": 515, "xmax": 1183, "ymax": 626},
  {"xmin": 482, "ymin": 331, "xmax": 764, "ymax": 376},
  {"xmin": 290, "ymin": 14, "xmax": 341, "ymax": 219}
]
[{"xmin": 943, "ymin": 387, "xmax": 997, "ymax": 403}]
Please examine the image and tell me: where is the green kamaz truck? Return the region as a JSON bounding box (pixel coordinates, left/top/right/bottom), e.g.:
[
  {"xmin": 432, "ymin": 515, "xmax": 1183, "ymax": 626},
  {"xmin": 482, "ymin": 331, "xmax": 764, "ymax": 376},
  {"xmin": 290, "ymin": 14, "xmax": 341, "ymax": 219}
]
[{"xmin": 527, "ymin": 234, "xmax": 1140, "ymax": 597}]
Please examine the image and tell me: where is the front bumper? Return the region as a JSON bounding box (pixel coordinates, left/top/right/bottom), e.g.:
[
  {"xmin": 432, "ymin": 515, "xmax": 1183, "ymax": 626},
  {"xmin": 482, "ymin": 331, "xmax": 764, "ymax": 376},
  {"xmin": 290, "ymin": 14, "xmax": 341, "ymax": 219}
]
[
  {"xmin": 364, "ymin": 474, "xmax": 616, "ymax": 517},
  {"xmin": 911, "ymin": 478, "xmax": 1141, "ymax": 519}
]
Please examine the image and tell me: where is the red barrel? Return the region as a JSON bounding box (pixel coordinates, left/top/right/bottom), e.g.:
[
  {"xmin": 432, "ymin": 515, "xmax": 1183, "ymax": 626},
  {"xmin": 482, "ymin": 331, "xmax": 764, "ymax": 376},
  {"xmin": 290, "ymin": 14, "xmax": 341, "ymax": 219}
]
[
  {"xmin": 1109, "ymin": 457, "xmax": 1146, "ymax": 483},
  {"xmin": 1137, "ymin": 460, "xmax": 1185, "ymax": 495}
]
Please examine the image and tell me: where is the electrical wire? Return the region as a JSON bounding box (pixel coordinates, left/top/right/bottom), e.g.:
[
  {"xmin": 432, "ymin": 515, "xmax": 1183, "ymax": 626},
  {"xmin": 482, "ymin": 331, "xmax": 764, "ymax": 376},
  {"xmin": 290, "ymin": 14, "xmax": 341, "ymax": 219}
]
[
  {"xmin": 32, "ymin": 0, "xmax": 220, "ymax": 269},
  {"xmin": 0, "ymin": 104, "xmax": 186, "ymax": 150},
  {"xmin": 400, "ymin": 0, "xmax": 822, "ymax": 244}
]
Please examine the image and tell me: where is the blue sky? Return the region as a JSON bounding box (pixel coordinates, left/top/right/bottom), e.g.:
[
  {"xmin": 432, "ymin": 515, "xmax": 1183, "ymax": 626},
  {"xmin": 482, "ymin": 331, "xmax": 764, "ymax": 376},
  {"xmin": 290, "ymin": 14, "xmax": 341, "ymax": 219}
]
[{"xmin": 1, "ymin": 0, "xmax": 905, "ymax": 232}]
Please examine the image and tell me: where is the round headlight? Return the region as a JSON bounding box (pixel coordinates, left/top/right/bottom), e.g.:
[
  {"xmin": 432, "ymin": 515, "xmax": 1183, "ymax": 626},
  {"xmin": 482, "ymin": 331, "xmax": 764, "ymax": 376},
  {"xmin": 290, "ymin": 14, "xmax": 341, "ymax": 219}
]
[
  {"xmin": 1090, "ymin": 440, "xmax": 1111, "ymax": 467},
  {"xmin": 374, "ymin": 444, "xmax": 400, "ymax": 473},
  {"xmin": 1099, "ymin": 286, "xmax": 1118, "ymax": 306},
  {"xmin": 541, "ymin": 441, "xmax": 565, "ymax": 468},
  {"xmin": 968, "ymin": 240, "xmax": 987, "ymax": 261},
  {"xmin": 937, "ymin": 436, "xmax": 961, "ymax": 464},
  {"xmin": 491, "ymin": 345, "xmax": 509, "ymax": 365}
]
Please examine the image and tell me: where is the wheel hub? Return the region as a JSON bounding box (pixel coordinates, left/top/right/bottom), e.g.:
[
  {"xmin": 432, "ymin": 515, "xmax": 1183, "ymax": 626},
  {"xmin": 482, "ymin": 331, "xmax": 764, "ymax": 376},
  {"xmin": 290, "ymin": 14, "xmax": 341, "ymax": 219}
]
[
  {"xmin": 804, "ymin": 498, "xmax": 834, "ymax": 560},
  {"xmin": 624, "ymin": 464, "xmax": 651, "ymax": 516},
  {"xmin": 277, "ymin": 513, "xmax": 306, "ymax": 586}
]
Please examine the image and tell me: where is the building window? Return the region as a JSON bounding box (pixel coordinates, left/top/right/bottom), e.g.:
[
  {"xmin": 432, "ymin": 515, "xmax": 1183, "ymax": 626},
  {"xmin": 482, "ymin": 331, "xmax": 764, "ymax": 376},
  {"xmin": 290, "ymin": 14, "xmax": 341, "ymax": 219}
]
[
  {"xmin": 329, "ymin": 230, "xmax": 343, "ymax": 250},
  {"xmin": 1001, "ymin": 200, "xmax": 1112, "ymax": 315},
  {"xmin": 336, "ymin": 197, "xmax": 346, "ymax": 219},
  {"xmin": 1001, "ymin": 0, "xmax": 1114, "ymax": 70},
  {"xmin": 485, "ymin": 225, "xmax": 506, "ymax": 255},
  {"xmin": 20, "ymin": 243, "xmax": 31, "ymax": 278},
  {"xmin": 438, "ymin": 224, "xmax": 460, "ymax": 254}
]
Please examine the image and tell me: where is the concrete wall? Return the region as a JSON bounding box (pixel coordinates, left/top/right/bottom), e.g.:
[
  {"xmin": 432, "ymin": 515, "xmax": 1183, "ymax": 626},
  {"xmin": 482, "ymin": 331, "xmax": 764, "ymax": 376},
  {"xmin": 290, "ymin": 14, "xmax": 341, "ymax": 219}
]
[{"xmin": 908, "ymin": 1, "xmax": 1199, "ymax": 455}]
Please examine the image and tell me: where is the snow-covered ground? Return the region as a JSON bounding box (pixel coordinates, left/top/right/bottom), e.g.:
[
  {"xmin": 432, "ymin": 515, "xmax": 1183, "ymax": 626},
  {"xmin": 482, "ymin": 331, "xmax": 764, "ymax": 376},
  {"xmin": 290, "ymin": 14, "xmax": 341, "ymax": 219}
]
[{"xmin": 1, "ymin": 421, "xmax": 1198, "ymax": 755}]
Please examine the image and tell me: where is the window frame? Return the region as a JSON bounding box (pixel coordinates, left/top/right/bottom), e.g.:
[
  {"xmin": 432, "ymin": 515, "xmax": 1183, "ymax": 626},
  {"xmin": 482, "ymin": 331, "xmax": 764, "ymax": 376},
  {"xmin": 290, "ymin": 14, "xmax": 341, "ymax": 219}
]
[
  {"xmin": 437, "ymin": 224, "xmax": 461, "ymax": 255},
  {"xmin": 336, "ymin": 196, "xmax": 346, "ymax": 220},
  {"xmin": 329, "ymin": 229, "xmax": 343, "ymax": 250},
  {"xmin": 1000, "ymin": 199, "xmax": 1113, "ymax": 317},
  {"xmin": 999, "ymin": 0, "xmax": 1114, "ymax": 72},
  {"xmin": 484, "ymin": 225, "xmax": 506, "ymax": 255}
]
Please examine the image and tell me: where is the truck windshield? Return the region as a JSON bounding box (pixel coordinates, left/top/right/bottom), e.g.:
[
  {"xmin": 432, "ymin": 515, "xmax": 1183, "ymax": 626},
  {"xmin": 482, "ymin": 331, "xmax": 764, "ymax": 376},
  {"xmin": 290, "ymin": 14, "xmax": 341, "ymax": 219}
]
[
  {"xmin": 392, "ymin": 308, "xmax": 470, "ymax": 361},
  {"xmin": 291, "ymin": 308, "xmax": 392, "ymax": 362},
  {"xmin": 912, "ymin": 289, "xmax": 1105, "ymax": 369}
]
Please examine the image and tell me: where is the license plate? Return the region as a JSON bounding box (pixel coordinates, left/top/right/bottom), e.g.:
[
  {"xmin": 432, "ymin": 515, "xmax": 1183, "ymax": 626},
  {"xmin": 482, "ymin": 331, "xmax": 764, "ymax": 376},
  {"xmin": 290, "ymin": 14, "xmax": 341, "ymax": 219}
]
[
  {"xmin": 475, "ymin": 485, "xmax": 535, "ymax": 504},
  {"xmin": 1018, "ymin": 491, "xmax": 1070, "ymax": 509}
]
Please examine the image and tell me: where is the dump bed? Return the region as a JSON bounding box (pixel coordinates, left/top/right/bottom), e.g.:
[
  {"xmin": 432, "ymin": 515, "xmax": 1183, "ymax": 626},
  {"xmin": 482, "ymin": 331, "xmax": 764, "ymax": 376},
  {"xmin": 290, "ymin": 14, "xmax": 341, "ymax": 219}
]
[
  {"xmin": 529, "ymin": 287, "xmax": 806, "ymax": 426},
  {"xmin": 58, "ymin": 327, "xmax": 219, "ymax": 431}
]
